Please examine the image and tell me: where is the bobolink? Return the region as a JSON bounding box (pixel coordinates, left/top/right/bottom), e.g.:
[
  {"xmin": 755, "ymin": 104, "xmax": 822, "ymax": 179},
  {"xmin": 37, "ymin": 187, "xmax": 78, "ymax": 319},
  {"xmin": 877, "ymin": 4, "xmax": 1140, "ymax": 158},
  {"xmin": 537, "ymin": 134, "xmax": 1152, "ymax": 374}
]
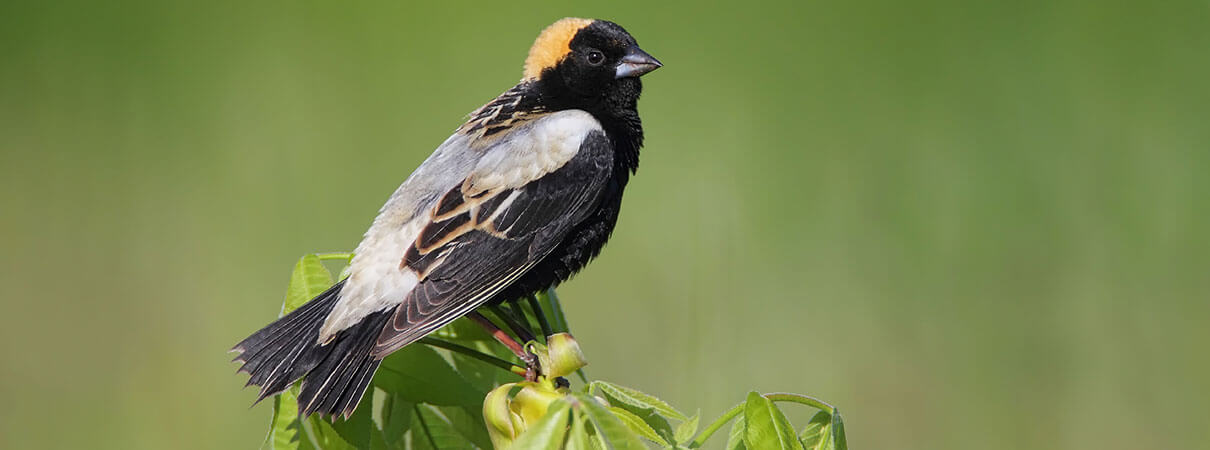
[{"xmin": 232, "ymin": 18, "xmax": 661, "ymax": 420}]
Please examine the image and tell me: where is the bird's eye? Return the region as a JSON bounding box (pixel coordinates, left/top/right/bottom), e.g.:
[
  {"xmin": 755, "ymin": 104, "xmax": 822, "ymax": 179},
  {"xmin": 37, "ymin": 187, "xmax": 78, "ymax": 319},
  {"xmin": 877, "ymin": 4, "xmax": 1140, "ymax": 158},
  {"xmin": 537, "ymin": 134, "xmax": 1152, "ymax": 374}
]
[{"xmin": 586, "ymin": 50, "xmax": 605, "ymax": 66}]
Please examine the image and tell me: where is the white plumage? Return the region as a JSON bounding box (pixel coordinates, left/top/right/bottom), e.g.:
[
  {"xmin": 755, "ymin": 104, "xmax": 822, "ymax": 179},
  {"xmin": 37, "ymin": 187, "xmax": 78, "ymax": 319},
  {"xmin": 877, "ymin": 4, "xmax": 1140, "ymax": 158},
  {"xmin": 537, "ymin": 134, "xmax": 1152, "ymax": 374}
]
[{"xmin": 318, "ymin": 109, "xmax": 603, "ymax": 341}]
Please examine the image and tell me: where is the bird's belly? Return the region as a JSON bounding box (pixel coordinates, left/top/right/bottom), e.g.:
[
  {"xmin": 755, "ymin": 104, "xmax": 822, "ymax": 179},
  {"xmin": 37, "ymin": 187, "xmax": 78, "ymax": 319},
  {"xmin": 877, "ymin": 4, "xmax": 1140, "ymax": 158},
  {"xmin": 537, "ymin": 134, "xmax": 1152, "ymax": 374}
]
[{"xmin": 490, "ymin": 185, "xmax": 624, "ymax": 304}]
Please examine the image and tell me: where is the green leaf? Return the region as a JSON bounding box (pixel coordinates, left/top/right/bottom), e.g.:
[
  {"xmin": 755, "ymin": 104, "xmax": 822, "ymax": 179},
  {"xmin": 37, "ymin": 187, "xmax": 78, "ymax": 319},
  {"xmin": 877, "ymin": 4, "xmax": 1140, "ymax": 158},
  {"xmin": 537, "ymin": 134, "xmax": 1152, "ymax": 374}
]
[
  {"xmin": 509, "ymin": 399, "xmax": 572, "ymax": 450},
  {"xmin": 374, "ymin": 345, "xmax": 484, "ymax": 407},
  {"xmin": 743, "ymin": 392, "xmax": 804, "ymax": 450},
  {"xmin": 596, "ymin": 385, "xmax": 676, "ymax": 444},
  {"xmin": 830, "ymin": 410, "xmax": 847, "ymax": 450},
  {"xmin": 434, "ymin": 405, "xmax": 494, "ymax": 449},
  {"xmin": 267, "ymin": 388, "xmax": 305, "ymax": 450},
  {"xmin": 446, "ymin": 342, "xmax": 519, "ymax": 394},
  {"xmin": 797, "ymin": 409, "xmax": 848, "ymax": 450},
  {"xmin": 536, "ymin": 289, "xmax": 570, "ymax": 334},
  {"xmin": 379, "ymin": 394, "xmax": 413, "ymax": 446},
  {"xmin": 564, "ymin": 412, "xmax": 593, "ymax": 450},
  {"xmin": 608, "ymin": 406, "xmax": 667, "ymax": 445},
  {"xmin": 674, "ymin": 411, "xmax": 699, "ymax": 445},
  {"xmin": 368, "ymin": 428, "xmax": 389, "ymax": 450},
  {"xmin": 573, "ymin": 393, "xmax": 647, "ymax": 450},
  {"xmin": 413, "ymin": 404, "xmax": 479, "ymax": 449},
  {"xmin": 433, "ymin": 317, "xmax": 497, "ymax": 343},
  {"xmin": 307, "ymin": 416, "xmax": 357, "ymax": 450},
  {"xmin": 284, "ymin": 254, "xmax": 335, "ymax": 314},
  {"xmin": 408, "ymin": 405, "xmax": 440, "ymax": 450},
  {"xmin": 725, "ymin": 413, "xmax": 747, "ymax": 450},
  {"xmin": 798, "ymin": 411, "xmax": 830, "ymax": 450},
  {"xmin": 592, "ymin": 381, "xmax": 688, "ymax": 421},
  {"xmin": 330, "ymin": 393, "xmax": 375, "ymax": 449}
]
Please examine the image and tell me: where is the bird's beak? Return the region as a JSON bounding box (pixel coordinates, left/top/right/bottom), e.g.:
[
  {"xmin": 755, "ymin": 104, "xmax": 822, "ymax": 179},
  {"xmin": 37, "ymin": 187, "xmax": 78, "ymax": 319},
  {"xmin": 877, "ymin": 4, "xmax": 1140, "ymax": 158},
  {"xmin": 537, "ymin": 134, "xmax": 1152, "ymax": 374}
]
[{"xmin": 615, "ymin": 46, "xmax": 662, "ymax": 79}]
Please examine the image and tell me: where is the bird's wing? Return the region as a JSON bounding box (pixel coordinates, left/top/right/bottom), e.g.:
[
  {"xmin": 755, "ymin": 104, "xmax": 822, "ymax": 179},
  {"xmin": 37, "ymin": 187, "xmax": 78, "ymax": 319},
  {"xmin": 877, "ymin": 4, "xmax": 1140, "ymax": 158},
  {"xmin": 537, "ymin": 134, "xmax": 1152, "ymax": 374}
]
[
  {"xmin": 316, "ymin": 108, "xmax": 611, "ymax": 349},
  {"xmin": 371, "ymin": 123, "xmax": 613, "ymax": 356}
]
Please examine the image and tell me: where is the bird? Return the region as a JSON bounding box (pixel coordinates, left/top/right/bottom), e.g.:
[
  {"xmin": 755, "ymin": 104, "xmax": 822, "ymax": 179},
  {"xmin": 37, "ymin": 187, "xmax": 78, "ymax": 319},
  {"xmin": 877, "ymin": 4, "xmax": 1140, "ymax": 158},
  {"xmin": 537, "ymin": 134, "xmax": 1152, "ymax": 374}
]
[{"xmin": 231, "ymin": 17, "xmax": 661, "ymax": 421}]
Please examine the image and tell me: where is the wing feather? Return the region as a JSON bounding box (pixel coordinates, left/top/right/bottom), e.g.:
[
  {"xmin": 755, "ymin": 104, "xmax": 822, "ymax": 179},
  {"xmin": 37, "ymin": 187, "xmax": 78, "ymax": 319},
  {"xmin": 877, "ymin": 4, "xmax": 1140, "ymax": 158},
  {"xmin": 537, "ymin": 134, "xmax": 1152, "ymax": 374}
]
[
  {"xmin": 372, "ymin": 129, "xmax": 613, "ymax": 357},
  {"xmin": 320, "ymin": 109, "xmax": 603, "ymax": 341}
]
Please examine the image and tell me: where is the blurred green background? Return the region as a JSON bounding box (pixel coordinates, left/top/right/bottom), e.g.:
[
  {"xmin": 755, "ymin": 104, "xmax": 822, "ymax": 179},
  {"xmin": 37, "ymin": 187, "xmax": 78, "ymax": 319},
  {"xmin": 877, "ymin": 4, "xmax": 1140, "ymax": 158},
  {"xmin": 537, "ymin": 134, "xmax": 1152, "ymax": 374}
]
[{"xmin": 2, "ymin": 0, "xmax": 1207, "ymax": 448}]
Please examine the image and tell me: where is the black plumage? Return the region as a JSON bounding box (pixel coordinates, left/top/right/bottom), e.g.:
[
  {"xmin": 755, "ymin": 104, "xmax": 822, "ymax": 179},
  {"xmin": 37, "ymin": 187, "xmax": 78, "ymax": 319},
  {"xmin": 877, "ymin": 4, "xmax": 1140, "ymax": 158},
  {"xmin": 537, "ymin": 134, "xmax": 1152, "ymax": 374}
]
[{"xmin": 232, "ymin": 18, "xmax": 660, "ymax": 420}]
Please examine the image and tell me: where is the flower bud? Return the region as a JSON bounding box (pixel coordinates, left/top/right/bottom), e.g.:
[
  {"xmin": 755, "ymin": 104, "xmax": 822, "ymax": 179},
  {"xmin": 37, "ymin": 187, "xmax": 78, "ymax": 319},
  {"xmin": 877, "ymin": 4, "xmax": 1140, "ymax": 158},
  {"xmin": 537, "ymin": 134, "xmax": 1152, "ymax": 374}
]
[
  {"xmin": 545, "ymin": 333, "xmax": 588, "ymax": 378},
  {"xmin": 509, "ymin": 381, "xmax": 563, "ymax": 425},
  {"xmin": 484, "ymin": 383, "xmax": 521, "ymax": 449}
]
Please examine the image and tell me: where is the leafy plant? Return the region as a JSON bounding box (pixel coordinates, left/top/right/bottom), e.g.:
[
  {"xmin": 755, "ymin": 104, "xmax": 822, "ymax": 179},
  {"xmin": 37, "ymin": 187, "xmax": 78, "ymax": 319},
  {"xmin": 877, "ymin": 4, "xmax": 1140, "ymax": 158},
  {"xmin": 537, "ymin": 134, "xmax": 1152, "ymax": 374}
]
[{"xmin": 256, "ymin": 254, "xmax": 848, "ymax": 449}]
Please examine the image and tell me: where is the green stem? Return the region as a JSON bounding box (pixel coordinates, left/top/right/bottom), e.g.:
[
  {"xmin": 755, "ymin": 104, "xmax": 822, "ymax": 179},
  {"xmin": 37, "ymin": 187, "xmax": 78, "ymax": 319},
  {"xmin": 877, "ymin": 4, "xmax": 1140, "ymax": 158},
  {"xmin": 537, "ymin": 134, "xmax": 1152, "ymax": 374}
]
[
  {"xmin": 526, "ymin": 294, "xmax": 554, "ymax": 338},
  {"xmin": 763, "ymin": 392, "xmax": 836, "ymax": 414},
  {"xmin": 541, "ymin": 289, "xmax": 569, "ymax": 333},
  {"xmin": 489, "ymin": 304, "xmax": 537, "ymax": 343},
  {"xmin": 689, "ymin": 403, "xmax": 743, "ymax": 448},
  {"xmin": 315, "ymin": 252, "xmax": 353, "ymax": 262},
  {"xmin": 418, "ymin": 337, "xmax": 526, "ymax": 376},
  {"xmin": 688, "ymin": 393, "xmax": 837, "ymax": 448}
]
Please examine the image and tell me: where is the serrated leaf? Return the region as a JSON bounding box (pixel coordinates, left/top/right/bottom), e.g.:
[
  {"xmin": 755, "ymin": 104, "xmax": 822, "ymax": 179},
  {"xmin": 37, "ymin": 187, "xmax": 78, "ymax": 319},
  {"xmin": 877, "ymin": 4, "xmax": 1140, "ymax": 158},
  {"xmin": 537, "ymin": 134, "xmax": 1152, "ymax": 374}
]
[
  {"xmin": 330, "ymin": 393, "xmax": 375, "ymax": 449},
  {"xmin": 266, "ymin": 388, "xmax": 305, "ymax": 450},
  {"xmin": 509, "ymin": 399, "xmax": 572, "ymax": 450},
  {"xmin": 592, "ymin": 381, "xmax": 688, "ymax": 421},
  {"xmin": 374, "ymin": 345, "xmax": 484, "ymax": 407},
  {"xmin": 408, "ymin": 406, "xmax": 439, "ymax": 450},
  {"xmin": 830, "ymin": 410, "xmax": 847, "ymax": 450},
  {"xmin": 725, "ymin": 413, "xmax": 747, "ymax": 450},
  {"xmin": 414, "ymin": 404, "xmax": 479, "ymax": 449},
  {"xmin": 434, "ymin": 405, "xmax": 493, "ymax": 449},
  {"xmin": 743, "ymin": 392, "xmax": 804, "ymax": 450},
  {"xmin": 380, "ymin": 394, "xmax": 413, "ymax": 446},
  {"xmin": 675, "ymin": 411, "xmax": 699, "ymax": 445},
  {"xmin": 798, "ymin": 411, "xmax": 831, "ymax": 450},
  {"xmin": 446, "ymin": 340, "xmax": 520, "ymax": 394},
  {"xmin": 573, "ymin": 393, "xmax": 647, "ymax": 450},
  {"xmin": 597, "ymin": 386, "xmax": 676, "ymax": 444},
  {"xmin": 285, "ymin": 254, "xmax": 335, "ymax": 313},
  {"xmin": 307, "ymin": 416, "xmax": 357, "ymax": 450},
  {"xmin": 797, "ymin": 409, "xmax": 848, "ymax": 450},
  {"xmin": 565, "ymin": 411, "xmax": 593, "ymax": 450},
  {"xmin": 608, "ymin": 406, "xmax": 667, "ymax": 444}
]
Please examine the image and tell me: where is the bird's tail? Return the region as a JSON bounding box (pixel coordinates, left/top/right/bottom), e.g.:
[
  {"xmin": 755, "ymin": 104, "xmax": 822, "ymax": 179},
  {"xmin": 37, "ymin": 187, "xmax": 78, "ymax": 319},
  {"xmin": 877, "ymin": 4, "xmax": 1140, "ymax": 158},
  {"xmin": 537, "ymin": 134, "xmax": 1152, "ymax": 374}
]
[{"xmin": 231, "ymin": 279, "xmax": 392, "ymax": 420}]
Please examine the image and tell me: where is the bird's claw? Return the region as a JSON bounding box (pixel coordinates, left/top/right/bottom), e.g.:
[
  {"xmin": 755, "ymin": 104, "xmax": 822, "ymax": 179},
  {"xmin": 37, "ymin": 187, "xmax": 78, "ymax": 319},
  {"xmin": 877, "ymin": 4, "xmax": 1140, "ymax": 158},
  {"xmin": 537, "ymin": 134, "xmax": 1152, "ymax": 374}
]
[{"xmin": 521, "ymin": 349, "xmax": 541, "ymax": 382}]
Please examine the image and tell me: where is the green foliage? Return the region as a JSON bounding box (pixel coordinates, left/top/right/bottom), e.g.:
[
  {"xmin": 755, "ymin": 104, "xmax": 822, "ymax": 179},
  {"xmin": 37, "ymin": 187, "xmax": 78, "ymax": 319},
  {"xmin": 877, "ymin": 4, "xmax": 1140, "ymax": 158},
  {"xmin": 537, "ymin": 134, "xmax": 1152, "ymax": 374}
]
[
  {"xmin": 265, "ymin": 254, "xmax": 848, "ymax": 449},
  {"xmin": 742, "ymin": 393, "xmax": 802, "ymax": 450}
]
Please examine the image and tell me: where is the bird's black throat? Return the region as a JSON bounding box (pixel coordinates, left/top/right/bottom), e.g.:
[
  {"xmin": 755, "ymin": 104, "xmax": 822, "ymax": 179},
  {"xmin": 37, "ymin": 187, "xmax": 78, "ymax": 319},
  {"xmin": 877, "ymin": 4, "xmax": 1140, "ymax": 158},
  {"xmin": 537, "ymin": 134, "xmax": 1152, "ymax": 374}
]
[
  {"xmin": 532, "ymin": 74, "xmax": 644, "ymax": 175},
  {"xmin": 486, "ymin": 78, "xmax": 645, "ymax": 308}
]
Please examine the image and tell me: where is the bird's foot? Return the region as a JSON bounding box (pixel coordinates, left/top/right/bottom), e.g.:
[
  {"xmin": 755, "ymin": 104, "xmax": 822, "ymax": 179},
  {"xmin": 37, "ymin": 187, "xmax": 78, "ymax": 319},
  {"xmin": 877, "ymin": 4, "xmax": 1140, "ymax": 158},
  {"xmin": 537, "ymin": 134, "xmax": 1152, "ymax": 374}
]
[{"xmin": 521, "ymin": 347, "xmax": 542, "ymax": 381}]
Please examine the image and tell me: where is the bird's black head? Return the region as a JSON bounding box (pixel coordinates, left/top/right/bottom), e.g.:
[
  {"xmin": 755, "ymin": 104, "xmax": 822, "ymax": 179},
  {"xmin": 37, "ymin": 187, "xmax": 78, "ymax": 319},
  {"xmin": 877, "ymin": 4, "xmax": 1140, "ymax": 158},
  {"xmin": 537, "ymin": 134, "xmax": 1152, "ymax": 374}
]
[{"xmin": 523, "ymin": 18, "xmax": 661, "ymax": 118}]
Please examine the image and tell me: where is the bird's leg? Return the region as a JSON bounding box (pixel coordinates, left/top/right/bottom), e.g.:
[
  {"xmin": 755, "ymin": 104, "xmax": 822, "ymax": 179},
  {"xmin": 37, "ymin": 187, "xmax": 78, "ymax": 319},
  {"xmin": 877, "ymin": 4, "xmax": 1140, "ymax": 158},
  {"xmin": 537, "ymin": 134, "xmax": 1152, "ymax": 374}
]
[{"xmin": 467, "ymin": 312, "xmax": 540, "ymax": 381}]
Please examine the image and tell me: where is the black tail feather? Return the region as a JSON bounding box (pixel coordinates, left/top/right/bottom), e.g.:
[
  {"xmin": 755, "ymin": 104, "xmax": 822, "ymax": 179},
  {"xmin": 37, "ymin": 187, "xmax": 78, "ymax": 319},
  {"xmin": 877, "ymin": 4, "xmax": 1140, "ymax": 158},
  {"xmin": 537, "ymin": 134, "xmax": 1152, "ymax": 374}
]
[
  {"xmin": 298, "ymin": 309, "xmax": 391, "ymax": 420},
  {"xmin": 231, "ymin": 279, "xmax": 391, "ymax": 420}
]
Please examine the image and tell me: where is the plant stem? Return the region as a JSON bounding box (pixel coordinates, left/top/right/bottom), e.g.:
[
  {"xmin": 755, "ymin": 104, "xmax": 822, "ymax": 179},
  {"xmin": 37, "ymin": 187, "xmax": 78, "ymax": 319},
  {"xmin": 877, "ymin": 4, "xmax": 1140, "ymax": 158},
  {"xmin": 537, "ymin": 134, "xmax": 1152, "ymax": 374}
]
[
  {"xmin": 688, "ymin": 392, "xmax": 837, "ymax": 448},
  {"xmin": 541, "ymin": 289, "xmax": 569, "ymax": 333},
  {"xmin": 489, "ymin": 304, "xmax": 536, "ymax": 343},
  {"xmin": 314, "ymin": 252, "xmax": 353, "ymax": 262},
  {"xmin": 689, "ymin": 403, "xmax": 743, "ymax": 448},
  {"xmin": 418, "ymin": 337, "xmax": 526, "ymax": 376},
  {"xmin": 525, "ymin": 294, "xmax": 554, "ymax": 338},
  {"xmin": 763, "ymin": 392, "xmax": 836, "ymax": 414}
]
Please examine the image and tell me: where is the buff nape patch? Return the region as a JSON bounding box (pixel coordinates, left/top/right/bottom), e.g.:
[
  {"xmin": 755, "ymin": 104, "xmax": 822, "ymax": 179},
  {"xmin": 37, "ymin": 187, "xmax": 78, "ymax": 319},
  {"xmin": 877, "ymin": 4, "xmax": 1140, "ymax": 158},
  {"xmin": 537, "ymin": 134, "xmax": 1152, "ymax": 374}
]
[{"xmin": 523, "ymin": 17, "xmax": 594, "ymax": 80}]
